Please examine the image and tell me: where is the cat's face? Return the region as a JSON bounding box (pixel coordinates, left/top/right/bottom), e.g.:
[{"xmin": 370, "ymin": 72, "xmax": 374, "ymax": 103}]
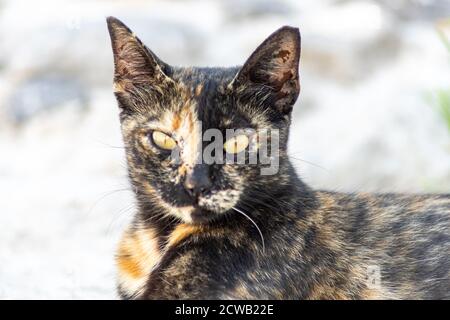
[{"xmin": 107, "ymin": 17, "xmax": 300, "ymax": 224}]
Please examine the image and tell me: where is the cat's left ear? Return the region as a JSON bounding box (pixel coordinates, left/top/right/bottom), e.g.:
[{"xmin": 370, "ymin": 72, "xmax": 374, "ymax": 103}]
[
  {"xmin": 107, "ymin": 17, "xmax": 173, "ymax": 104},
  {"xmin": 231, "ymin": 26, "xmax": 300, "ymax": 115}
]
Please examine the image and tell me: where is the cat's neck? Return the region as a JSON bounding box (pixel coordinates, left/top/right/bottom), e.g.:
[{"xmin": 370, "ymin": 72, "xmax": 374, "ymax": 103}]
[{"xmin": 239, "ymin": 160, "xmax": 315, "ymax": 217}]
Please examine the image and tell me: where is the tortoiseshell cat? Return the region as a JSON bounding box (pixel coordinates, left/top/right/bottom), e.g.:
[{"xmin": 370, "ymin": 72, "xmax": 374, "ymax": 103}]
[{"xmin": 106, "ymin": 17, "xmax": 450, "ymax": 299}]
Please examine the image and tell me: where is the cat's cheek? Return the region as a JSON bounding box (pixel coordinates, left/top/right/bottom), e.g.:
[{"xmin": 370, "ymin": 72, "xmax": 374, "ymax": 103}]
[
  {"xmin": 221, "ymin": 164, "xmax": 246, "ymax": 186},
  {"xmin": 198, "ymin": 189, "xmax": 242, "ymax": 213}
]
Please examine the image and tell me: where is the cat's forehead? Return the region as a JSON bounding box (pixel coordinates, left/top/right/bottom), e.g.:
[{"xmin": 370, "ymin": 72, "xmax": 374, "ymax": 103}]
[
  {"xmin": 157, "ymin": 66, "xmax": 250, "ymax": 130},
  {"xmin": 171, "ymin": 66, "xmax": 239, "ymax": 87}
]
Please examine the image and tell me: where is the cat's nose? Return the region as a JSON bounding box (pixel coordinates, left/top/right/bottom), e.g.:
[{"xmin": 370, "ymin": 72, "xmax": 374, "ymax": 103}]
[{"xmin": 183, "ymin": 164, "xmax": 212, "ymax": 199}]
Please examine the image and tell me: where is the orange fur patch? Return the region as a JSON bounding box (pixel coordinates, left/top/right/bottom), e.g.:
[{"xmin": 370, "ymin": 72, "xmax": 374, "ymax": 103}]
[
  {"xmin": 171, "ymin": 114, "xmax": 181, "ymax": 130},
  {"xmin": 178, "ymin": 164, "xmax": 188, "ymax": 177},
  {"xmin": 116, "ymin": 222, "xmax": 205, "ymax": 297},
  {"xmin": 116, "ymin": 227, "xmax": 161, "ymax": 280},
  {"xmin": 168, "ymin": 223, "xmax": 203, "ymax": 247},
  {"xmin": 195, "ymin": 84, "xmax": 203, "ymax": 96},
  {"xmin": 113, "ymin": 82, "xmax": 122, "ymax": 93},
  {"xmin": 117, "ymin": 253, "xmax": 143, "ymax": 279},
  {"xmin": 186, "ymin": 108, "xmax": 194, "ymax": 132}
]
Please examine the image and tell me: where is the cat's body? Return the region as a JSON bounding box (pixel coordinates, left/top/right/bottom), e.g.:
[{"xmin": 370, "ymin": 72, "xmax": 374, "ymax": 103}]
[
  {"xmin": 107, "ymin": 17, "xmax": 450, "ymax": 300},
  {"xmin": 118, "ymin": 188, "xmax": 450, "ymax": 299}
]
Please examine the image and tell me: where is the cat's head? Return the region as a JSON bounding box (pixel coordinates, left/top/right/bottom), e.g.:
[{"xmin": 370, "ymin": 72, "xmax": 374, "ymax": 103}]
[{"xmin": 107, "ymin": 17, "xmax": 300, "ymax": 224}]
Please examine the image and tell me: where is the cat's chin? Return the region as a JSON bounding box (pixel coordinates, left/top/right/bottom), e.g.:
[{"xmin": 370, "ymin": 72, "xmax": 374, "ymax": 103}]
[
  {"xmin": 189, "ymin": 207, "xmax": 221, "ymax": 224},
  {"xmin": 170, "ymin": 205, "xmax": 224, "ymax": 224}
]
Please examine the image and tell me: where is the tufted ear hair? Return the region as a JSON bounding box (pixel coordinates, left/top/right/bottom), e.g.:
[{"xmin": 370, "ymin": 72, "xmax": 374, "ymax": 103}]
[
  {"xmin": 107, "ymin": 17, "xmax": 174, "ymax": 110},
  {"xmin": 231, "ymin": 26, "xmax": 301, "ymax": 115}
]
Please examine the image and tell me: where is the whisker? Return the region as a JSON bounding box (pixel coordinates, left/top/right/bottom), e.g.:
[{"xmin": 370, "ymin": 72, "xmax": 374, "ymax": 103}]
[
  {"xmin": 87, "ymin": 187, "xmax": 132, "ymax": 216},
  {"xmin": 288, "ymin": 154, "xmax": 329, "ymax": 172},
  {"xmin": 107, "ymin": 203, "xmax": 136, "ymax": 235},
  {"xmin": 244, "ymin": 187, "xmax": 298, "ymax": 211},
  {"xmin": 250, "ymin": 185, "xmax": 316, "ymax": 211},
  {"xmin": 91, "ymin": 138, "xmax": 125, "ymax": 149},
  {"xmin": 232, "ymin": 206, "xmax": 265, "ymax": 253}
]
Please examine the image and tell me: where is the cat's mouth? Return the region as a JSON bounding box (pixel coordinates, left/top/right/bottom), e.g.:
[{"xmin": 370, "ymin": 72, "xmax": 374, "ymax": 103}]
[
  {"xmin": 168, "ymin": 204, "xmax": 216, "ymax": 224},
  {"xmin": 168, "ymin": 189, "xmax": 242, "ymax": 224}
]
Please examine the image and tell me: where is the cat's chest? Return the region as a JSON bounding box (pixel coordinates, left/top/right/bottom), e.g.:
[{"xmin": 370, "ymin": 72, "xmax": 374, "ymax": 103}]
[
  {"xmin": 116, "ymin": 226, "xmax": 161, "ymax": 298},
  {"xmin": 116, "ymin": 223, "xmax": 202, "ymax": 298}
]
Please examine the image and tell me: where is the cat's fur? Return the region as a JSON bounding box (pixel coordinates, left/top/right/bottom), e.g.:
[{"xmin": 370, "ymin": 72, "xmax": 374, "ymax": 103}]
[{"xmin": 107, "ymin": 17, "xmax": 450, "ymax": 299}]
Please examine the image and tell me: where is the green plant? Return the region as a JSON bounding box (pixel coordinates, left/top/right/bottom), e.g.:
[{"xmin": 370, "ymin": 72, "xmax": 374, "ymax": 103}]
[
  {"xmin": 437, "ymin": 20, "xmax": 450, "ymax": 54},
  {"xmin": 431, "ymin": 20, "xmax": 450, "ymax": 134},
  {"xmin": 433, "ymin": 89, "xmax": 450, "ymax": 132}
]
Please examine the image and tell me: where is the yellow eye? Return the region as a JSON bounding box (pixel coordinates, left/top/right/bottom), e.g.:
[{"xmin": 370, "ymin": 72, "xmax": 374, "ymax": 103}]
[
  {"xmin": 223, "ymin": 135, "xmax": 249, "ymax": 154},
  {"xmin": 151, "ymin": 131, "xmax": 177, "ymax": 150}
]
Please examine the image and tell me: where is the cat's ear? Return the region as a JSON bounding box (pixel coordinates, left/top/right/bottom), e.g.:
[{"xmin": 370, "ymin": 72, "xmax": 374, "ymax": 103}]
[
  {"xmin": 231, "ymin": 26, "xmax": 300, "ymax": 115},
  {"xmin": 107, "ymin": 17, "xmax": 173, "ymax": 105}
]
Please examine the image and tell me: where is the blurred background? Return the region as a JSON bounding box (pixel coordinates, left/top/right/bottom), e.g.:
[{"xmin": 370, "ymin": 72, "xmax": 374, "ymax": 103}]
[{"xmin": 0, "ymin": 0, "xmax": 449, "ymax": 299}]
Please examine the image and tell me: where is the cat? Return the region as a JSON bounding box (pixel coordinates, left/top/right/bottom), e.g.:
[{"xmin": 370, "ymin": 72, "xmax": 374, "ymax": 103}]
[{"xmin": 106, "ymin": 16, "xmax": 450, "ymax": 299}]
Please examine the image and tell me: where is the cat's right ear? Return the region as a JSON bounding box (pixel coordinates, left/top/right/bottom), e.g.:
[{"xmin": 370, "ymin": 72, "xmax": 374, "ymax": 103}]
[
  {"xmin": 107, "ymin": 17, "xmax": 174, "ymax": 108},
  {"xmin": 230, "ymin": 26, "xmax": 301, "ymax": 115}
]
